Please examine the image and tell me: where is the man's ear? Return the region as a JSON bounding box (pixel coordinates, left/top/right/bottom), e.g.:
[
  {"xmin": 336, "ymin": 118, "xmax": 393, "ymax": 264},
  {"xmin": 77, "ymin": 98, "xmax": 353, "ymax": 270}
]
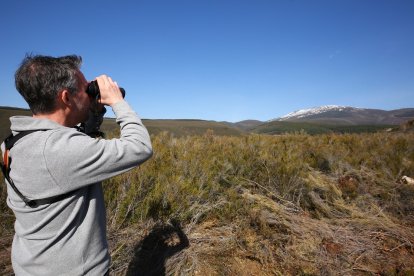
[{"xmin": 58, "ymin": 90, "xmax": 72, "ymax": 107}]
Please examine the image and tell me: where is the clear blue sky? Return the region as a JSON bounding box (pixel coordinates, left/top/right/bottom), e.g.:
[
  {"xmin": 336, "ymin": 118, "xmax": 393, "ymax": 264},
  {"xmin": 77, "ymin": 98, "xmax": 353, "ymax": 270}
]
[{"xmin": 1, "ymin": 0, "xmax": 413, "ymax": 122}]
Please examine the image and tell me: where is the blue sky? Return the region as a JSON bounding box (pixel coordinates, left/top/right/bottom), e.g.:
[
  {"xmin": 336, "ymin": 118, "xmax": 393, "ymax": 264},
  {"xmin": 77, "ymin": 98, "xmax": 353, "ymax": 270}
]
[{"xmin": 1, "ymin": 0, "xmax": 413, "ymax": 122}]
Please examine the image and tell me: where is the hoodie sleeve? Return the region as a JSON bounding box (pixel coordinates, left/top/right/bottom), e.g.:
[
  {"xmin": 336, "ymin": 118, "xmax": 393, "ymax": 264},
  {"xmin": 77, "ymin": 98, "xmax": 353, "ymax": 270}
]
[{"xmin": 43, "ymin": 100, "xmax": 153, "ymax": 192}]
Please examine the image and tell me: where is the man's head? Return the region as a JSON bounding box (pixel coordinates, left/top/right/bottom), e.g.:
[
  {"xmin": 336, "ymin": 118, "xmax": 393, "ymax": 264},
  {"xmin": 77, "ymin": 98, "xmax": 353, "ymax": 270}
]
[{"xmin": 15, "ymin": 54, "xmax": 84, "ymax": 115}]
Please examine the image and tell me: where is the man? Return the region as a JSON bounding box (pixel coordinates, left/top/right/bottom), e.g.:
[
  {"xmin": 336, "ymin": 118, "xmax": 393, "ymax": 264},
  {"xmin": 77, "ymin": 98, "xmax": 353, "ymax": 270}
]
[{"xmin": 1, "ymin": 55, "xmax": 153, "ymax": 275}]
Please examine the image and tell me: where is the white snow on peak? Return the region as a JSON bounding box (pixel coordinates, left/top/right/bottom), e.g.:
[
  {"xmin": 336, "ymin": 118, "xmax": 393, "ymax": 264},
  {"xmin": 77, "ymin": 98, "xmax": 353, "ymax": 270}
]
[{"xmin": 274, "ymin": 105, "xmax": 359, "ymax": 121}]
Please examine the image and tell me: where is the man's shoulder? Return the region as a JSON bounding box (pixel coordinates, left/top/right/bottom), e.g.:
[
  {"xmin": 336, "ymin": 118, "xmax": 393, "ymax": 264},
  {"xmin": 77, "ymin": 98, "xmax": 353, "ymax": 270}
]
[
  {"xmin": 10, "ymin": 116, "xmax": 64, "ymax": 133},
  {"xmin": 43, "ymin": 127, "xmax": 90, "ymax": 145}
]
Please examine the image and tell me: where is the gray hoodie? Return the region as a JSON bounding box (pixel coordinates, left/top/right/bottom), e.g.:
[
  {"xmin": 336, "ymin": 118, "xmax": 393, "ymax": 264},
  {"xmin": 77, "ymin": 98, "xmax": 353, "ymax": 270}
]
[{"xmin": 1, "ymin": 100, "xmax": 153, "ymax": 275}]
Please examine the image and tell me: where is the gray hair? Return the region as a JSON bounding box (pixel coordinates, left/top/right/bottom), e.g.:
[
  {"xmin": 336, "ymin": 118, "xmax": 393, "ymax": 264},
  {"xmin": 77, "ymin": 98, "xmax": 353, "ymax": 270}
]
[{"xmin": 15, "ymin": 54, "xmax": 83, "ymax": 114}]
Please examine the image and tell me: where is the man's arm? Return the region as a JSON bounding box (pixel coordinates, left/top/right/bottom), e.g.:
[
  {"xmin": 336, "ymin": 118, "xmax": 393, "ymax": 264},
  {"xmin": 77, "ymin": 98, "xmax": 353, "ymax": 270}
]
[
  {"xmin": 42, "ymin": 75, "xmax": 153, "ymax": 193},
  {"xmin": 44, "ymin": 99, "xmax": 152, "ymax": 193}
]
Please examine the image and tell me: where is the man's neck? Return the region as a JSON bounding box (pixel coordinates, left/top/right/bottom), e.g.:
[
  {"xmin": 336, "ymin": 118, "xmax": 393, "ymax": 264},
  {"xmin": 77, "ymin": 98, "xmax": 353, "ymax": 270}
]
[{"xmin": 33, "ymin": 110, "xmax": 74, "ymax": 127}]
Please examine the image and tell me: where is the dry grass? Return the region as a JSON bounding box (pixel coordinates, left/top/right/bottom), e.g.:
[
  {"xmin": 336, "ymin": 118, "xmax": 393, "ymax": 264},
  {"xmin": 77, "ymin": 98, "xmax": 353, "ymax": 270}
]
[{"xmin": 1, "ymin": 131, "xmax": 414, "ymax": 275}]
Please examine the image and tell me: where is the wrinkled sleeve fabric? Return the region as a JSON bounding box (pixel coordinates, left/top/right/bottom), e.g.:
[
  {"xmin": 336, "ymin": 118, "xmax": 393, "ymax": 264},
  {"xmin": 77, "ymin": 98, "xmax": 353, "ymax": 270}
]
[{"xmin": 43, "ymin": 100, "xmax": 152, "ymax": 193}]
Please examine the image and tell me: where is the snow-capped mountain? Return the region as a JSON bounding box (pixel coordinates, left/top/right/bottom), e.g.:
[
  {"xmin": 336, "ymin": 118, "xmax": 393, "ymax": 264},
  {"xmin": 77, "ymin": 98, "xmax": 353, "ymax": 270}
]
[
  {"xmin": 276, "ymin": 105, "xmax": 359, "ymax": 121},
  {"xmin": 270, "ymin": 105, "xmax": 414, "ymax": 125}
]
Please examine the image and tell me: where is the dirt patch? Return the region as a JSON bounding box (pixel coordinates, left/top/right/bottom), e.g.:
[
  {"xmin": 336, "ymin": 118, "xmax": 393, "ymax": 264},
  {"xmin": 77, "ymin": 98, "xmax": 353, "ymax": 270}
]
[{"xmin": 0, "ymin": 234, "xmax": 13, "ymax": 275}]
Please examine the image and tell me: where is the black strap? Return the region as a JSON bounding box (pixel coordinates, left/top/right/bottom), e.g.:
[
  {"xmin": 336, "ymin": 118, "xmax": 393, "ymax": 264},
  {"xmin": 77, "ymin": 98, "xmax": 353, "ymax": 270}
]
[
  {"xmin": 1, "ymin": 130, "xmax": 77, "ymax": 208},
  {"xmin": 4, "ymin": 130, "xmax": 40, "ymax": 148}
]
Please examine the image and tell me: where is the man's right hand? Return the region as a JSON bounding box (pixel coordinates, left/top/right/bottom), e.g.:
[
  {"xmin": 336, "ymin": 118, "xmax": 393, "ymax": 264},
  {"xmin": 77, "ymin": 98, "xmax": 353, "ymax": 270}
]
[{"xmin": 95, "ymin": 75, "xmax": 124, "ymax": 107}]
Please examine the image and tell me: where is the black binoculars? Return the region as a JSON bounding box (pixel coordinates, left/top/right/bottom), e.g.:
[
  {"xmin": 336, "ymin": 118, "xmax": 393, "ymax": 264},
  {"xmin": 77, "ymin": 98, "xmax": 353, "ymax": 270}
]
[{"xmin": 86, "ymin": 80, "xmax": 126, "ymax": 98}]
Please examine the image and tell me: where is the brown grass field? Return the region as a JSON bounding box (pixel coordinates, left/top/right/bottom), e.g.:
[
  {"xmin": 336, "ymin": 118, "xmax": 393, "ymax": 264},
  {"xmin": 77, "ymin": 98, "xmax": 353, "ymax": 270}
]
[{"xmin": 1, "ymin": 129, "xmax": 414, "ymax": 275}]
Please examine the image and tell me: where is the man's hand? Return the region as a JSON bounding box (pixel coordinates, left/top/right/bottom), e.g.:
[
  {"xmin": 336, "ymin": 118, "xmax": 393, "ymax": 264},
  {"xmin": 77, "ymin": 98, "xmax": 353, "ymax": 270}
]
[{"xmin": 95, "ymin": 75, "xmax": 124, "ymax": 107}]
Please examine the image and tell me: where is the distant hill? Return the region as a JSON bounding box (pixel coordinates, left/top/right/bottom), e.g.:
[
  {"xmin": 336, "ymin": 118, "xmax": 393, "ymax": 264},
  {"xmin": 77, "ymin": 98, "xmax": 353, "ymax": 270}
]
[
  {"xmin": 0, "ymin": 107, "xmax": 32, "ymax": 141},
  {"xmin": 102, "ymin": 118, "xmax": 244, "ymax": 137},
  {"xmin": 2, "ymin": 105, "xmax": 413, "ymax": 139},
  {"xmin": 220, "ymin": 120, "xmax": 264, "ymax": 131},
  {"xmin": 233, "ymin": 120, "xmax": 264, "ymax": 130},
  {"xmin": 0, "ymin": 107, "xmax": 243, "ymax": 141},
  {"xmin": 250, "ymin": 105, "xmax": 414, "ymax": 135},
  {"xmin": 272, "ymin": 105, "xmax": 414, "ymax": 125}
]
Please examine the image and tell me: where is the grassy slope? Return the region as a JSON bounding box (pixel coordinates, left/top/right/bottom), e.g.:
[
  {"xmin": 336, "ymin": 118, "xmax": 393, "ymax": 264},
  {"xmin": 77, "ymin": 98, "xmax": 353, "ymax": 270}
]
[
  {"xmin": 0, "ymin": 107, "xmax": 243, "ymax": 139},
  {"xmin": 102, "ymin": 118, "xmax": 244, "ymax": 137}
]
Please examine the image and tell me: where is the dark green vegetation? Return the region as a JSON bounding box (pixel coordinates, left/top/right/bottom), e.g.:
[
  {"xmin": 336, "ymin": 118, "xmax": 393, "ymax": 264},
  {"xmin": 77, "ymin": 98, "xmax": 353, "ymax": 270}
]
[{"xmin": 251, "ymin": 120, "xmax": 395, "ymax": 135}]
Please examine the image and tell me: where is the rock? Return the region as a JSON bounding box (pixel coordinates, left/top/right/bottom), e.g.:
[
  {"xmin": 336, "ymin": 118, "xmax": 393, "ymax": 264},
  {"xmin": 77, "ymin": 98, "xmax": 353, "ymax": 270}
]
[{"xmin": 401, "ymin": 176, "xmax": 414, "ymax": 185}]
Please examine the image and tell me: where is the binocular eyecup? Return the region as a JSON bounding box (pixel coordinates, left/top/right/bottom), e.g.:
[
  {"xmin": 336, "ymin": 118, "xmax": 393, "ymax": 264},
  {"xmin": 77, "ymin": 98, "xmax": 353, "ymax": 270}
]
[{"xmin": 86, "ymin": 80, "xmax": 125, "ymax": 98}]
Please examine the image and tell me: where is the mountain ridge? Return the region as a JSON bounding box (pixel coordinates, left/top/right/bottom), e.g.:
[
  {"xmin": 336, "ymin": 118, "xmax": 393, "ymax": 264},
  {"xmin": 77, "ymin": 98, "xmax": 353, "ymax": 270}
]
[
  {"xmin": 271, "ymin": 105, "xmax": 414, "ymax": 126},
  {"xmin": 1, "ymin": 105, "xmax": 413, "ymax": 138}
]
